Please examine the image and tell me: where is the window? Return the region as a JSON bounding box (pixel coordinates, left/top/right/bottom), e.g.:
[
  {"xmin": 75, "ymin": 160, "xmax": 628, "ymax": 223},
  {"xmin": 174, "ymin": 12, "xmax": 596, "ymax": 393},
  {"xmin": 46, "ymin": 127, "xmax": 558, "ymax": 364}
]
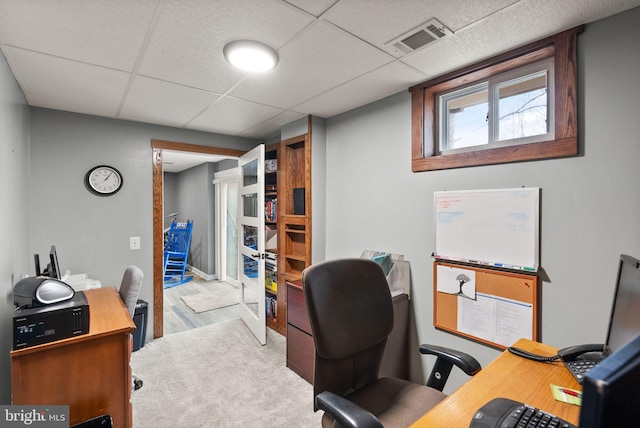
[
  {"xmin": 439, "ymin": 59, "xmax": 553, "ymax": 154},
  {"xmin": 410, "ymin": 26, "xmax": 582, "ymax": 171}
]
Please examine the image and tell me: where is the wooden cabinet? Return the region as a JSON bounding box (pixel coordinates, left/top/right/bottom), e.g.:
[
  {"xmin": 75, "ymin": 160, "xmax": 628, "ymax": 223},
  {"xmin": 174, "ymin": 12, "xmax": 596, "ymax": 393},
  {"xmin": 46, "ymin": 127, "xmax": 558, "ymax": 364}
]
[
  {"xmin": 265, "ymin": 131, "xmax": 312, "ymax": 336},
  {"xmin": 11, "ymin": 287, "xmax": 135, "ymax": 427},
  {"xmin": 286, "ymin": 279, "xmax": 314, "ymax": 382},
  {"xmin": 286, "ymin": 279, "xmax": 410, "ymax": 383},
  {"xmin": 278, "ymin": 133, "xmax": 311, "ymax": 283}
]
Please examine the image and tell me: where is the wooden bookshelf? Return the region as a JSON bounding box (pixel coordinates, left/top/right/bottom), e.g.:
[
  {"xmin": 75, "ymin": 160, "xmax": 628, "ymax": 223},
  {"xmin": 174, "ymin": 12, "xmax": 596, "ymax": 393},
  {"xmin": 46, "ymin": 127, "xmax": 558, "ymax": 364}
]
[
  {"xmin": 266, "ymin": 131, "xmax": 311, "ymax": 337},
  {"xmin": 265, "ymin": 143, "xmax": 280, "ymax": 333}
]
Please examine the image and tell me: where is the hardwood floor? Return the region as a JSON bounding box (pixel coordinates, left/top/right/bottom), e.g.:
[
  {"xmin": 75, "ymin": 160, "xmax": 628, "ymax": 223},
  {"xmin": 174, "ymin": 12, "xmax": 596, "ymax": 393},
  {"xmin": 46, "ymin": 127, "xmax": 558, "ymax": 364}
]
[{"xmin": 163, "ymin": 275, "xmax": 240, "ymax": 336}]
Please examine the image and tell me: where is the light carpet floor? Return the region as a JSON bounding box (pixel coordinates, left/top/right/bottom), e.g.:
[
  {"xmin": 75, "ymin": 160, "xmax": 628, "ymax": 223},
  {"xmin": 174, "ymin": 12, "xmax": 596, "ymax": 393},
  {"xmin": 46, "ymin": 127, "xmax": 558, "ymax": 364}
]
[{"xmin": 131, "ymin": 318, "xmax": 322, "ymax": 427}]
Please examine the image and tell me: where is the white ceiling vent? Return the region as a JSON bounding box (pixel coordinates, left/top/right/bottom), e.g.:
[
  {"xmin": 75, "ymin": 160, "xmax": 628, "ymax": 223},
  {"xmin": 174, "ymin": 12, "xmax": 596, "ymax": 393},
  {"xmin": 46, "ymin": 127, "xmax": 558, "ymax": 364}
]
[{"xmin": 387, "ymin": 18, "xmax": 453, "ymax": 56}]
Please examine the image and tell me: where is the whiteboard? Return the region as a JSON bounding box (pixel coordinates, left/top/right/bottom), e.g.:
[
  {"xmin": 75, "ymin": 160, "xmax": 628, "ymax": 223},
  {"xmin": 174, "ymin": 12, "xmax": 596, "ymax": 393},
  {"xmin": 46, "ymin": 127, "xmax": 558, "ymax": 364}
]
[{"xmin": 434, "ymin": 188, "xmax": 540, "ymax": 271}]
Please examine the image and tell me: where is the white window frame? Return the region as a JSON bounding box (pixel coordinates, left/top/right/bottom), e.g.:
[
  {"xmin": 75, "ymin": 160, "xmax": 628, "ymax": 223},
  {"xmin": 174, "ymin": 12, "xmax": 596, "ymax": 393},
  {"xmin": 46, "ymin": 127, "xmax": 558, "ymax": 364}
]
[{"xmin": 437, "ymin": 58, "xmax": 554, "ymax": 156}]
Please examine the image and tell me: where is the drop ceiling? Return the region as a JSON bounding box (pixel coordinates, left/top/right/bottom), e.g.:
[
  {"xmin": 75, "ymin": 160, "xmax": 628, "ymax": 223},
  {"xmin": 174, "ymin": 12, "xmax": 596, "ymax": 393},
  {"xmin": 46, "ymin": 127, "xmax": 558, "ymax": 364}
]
[{"xmin": 0, "ymin": 0, "xmax": 638, "ymax": 144}]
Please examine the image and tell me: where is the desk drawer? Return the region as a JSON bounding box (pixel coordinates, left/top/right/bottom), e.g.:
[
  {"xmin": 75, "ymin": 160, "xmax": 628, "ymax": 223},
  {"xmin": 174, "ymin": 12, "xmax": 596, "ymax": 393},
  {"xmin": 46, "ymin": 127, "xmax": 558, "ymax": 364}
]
[
  {"xmin": 286, "ymin": 281, "xmax": 312, "ymax": 335},
  {"xmin": 286, "ymin": 324, "xmax": 314, "ymax": 383}
]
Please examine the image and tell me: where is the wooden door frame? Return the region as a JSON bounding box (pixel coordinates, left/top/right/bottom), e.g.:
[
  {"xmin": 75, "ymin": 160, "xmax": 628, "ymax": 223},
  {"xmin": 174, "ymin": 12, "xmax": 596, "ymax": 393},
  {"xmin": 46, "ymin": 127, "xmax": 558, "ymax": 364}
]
[{"xmin": 152, "ymin": 139, "xmax": 247, "ymax": 339}]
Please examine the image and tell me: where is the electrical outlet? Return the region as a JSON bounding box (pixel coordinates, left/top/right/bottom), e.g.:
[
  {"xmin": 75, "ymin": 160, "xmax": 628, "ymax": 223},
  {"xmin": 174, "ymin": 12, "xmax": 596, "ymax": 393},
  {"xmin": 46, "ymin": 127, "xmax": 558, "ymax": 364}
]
[{"xmin": 130, "ymin": 236, "xmax": 141, "ymax": 250}]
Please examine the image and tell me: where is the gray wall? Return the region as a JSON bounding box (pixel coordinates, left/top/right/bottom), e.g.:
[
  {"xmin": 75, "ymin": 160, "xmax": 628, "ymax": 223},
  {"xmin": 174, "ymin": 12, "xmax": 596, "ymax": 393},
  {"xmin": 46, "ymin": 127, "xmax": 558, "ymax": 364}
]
[
  {"xmin": 28, "ymin": 108, "xmax": 259, "ymax": 356},
  {"xmin": 0, "ymin": 51, "xmax": 30, "ymax": 404},
  {"xmin": 164, "ymin": 158, "xmax": 239, "ymax": 278},
  {"xmin": 324, "ymin": 7, "xmax": 640, "ymax": 392},
  {"xmin": 170, "ymin": 162, "xmax": 216, "ymax": 276},
  {"xmin": 311, "ymin": 116, "xmax": 327, "ymax": 264},
  {"xmin": 163, "ymin": 172, "xmax": 179, "ymax": 230}
]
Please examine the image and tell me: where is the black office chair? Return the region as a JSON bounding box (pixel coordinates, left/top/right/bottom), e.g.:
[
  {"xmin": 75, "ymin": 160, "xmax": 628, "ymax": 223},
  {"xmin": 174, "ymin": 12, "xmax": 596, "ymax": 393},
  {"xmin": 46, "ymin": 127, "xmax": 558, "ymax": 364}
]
[{"xmin": 302, "ymin": 258, "xmax": 482, "ymax": 428}]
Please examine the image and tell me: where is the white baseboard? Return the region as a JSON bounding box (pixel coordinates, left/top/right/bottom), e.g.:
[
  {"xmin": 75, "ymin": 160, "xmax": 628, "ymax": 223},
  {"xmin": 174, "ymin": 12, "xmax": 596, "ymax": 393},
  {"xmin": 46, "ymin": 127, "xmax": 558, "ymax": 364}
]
[{"xmin": 187, "ymin": 265, "xmax": 217, "ymax": 281}]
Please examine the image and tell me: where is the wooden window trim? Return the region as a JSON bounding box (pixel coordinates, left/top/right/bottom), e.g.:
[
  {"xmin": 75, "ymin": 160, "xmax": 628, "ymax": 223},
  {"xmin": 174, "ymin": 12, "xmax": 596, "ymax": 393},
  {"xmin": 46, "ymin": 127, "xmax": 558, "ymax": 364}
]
[{"xmin": 410, "ymin": 25, "xmax": 583, "ymax": 172}]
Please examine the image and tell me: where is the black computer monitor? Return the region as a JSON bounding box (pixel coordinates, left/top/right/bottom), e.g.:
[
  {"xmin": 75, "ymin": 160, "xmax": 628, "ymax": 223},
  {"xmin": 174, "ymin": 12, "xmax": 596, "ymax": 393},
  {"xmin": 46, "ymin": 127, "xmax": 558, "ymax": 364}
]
[
  {"xmin": 36, "ymin": 245, "xmax": 61, "ymax": 279},
  {"xmin": 49, "ymin": 245, "xmax": 61, "ymax": 280},
  {"xmin": 579, "ymin": 334, "xmax": 640, "ymax": 428},
  {"xmin": 604, "ymin": 254, "xmax": 640, "ymax": 355}
]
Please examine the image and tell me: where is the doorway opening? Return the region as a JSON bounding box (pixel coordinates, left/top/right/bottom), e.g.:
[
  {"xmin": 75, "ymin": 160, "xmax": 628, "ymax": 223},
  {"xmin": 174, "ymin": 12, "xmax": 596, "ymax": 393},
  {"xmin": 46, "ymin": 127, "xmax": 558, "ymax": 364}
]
[{"xmin": 152, "ymin": 139, "xmax": 246, "ymax": 339}]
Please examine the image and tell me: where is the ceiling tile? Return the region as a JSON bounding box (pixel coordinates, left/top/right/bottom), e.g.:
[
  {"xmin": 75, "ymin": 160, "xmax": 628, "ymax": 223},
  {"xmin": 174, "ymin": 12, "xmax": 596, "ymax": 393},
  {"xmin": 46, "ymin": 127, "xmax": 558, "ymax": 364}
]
[
  {"xmin": 230, "ymin": 21, "xmax": 393, "ymax": 109},
  {"xmin": 239, "ymin": 111, "xmax": 306, "ymax": 139},
  {"xmin": 187, "ymin": 95, "xmax": 284, "ymax": 136},
  {"xmin": 402, "ymin": 0, "xmax": 640, "ymax": 76},
  {"xmin": 295, "ymin": 61, "xmax": 428, "ymax": 118},
  {"xmin": 119, "ymin": 76, "xmax": 220, "ymax": 128},
  {"xmin": 323, "ymin": 0, "xmax": 520, "ymax": 57},
  {"xmin": 0, "ymin": 0, "xmax": 157, "ymax": 71},
  {"xmin": 138, "ymin": 0, "xmax": 315, "ymax": 93},
  {"xmin": 402, "ymin": 0, "xmax": 640, "ymax": 79},
  {"xmin": 283, "ymin": 0, "xmax": 339, "ymax": 17},
  {"xmin": 6, "ymin": 47, "xmax": 129, "ymax": 118}
]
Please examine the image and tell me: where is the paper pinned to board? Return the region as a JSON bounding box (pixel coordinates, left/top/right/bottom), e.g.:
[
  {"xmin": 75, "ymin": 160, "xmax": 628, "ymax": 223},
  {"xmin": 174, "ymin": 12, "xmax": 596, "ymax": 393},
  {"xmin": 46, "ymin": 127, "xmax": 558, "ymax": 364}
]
[
  {"xmin": 436, "ymin": 264, "xmax": 476, "ymax": 300},
  {"xmin": 457, "ymin": 293, "xmax": 534, "ymax": 347}
]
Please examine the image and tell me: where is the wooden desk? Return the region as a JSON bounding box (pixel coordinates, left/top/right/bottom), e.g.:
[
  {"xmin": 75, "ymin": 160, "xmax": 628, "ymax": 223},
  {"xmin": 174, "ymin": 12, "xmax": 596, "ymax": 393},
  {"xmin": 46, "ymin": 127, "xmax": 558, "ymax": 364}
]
[
  {"xmin": 11, "ymin": 287, "xmax": 135, "ymax": 427},
  {"xmin": 411, "ymin": 339, "xmax": 582, "ymax": 427}
]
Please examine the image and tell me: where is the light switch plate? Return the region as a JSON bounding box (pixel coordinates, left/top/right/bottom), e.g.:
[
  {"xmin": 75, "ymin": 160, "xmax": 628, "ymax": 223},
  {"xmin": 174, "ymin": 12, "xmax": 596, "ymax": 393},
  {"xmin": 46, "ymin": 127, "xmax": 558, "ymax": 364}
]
[{"xmin": 130, "ymin": 236, "xmax": 141, "ymax": 250}]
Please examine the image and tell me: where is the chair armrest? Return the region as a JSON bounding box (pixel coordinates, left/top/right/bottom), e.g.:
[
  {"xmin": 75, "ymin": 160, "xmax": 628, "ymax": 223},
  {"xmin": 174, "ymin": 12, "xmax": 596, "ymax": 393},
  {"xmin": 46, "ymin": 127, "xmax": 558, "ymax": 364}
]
[
  {"xmin": 315, "ymin": 391, "xmax": 383, "ymax": 428},
  {"xmin": 420, "ymin": 344, "xmax": 482, "ymax": 391}
]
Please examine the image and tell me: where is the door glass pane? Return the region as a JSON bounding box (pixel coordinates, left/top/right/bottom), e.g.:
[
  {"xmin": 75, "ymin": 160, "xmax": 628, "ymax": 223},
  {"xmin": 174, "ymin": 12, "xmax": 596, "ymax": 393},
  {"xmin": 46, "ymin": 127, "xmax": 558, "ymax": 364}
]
[
  {"xmin": 441, "ymin": 83, "xmax": 489, "ymax": 151},
  {"xmin": 243, "ymin": 254, "xmax": 257, "ymax": 278},
  {"xmin": 243, "ymin": 225, "xmax": 257, "ymax": 248},
  {"xmin": 243, "ymin": 193, "xmax": 257, "ymax": 218},
  {"xmin": 225, "ymin": 181, "xmax": 238, "ymax": 281},
  {"xmin": 242, "ymin": 159, "xmax": 258, "ymax": 186},
  {"xmin": 496, "ymin": 71, "xmax": 548, "ymax": 141},
  {"xmin": 241, "ymin": 279, "xmax": 259, "ymax": 316}
]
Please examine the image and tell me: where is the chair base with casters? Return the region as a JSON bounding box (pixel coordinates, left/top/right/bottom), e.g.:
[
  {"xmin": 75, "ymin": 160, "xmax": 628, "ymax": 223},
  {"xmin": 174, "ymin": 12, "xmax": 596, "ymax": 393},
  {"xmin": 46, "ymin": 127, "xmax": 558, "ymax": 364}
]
[
  {"xmin": 133, "ymin": 376, "xmax": 143, "ymax": 390},
  {"xmin": 302, "ymin": 258, "xmax": 482, "ymax": 428},
  {"xmin": 70, "ymin": 415, "xmax": 113, "ymax": 428}
]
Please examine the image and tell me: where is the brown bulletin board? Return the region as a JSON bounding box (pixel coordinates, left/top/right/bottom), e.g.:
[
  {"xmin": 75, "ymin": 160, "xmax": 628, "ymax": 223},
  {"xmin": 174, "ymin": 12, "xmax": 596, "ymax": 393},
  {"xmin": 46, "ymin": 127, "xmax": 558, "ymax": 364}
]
[{"xmin": 433, "ymin": 261, "xmax": 539, "ymax": 349}]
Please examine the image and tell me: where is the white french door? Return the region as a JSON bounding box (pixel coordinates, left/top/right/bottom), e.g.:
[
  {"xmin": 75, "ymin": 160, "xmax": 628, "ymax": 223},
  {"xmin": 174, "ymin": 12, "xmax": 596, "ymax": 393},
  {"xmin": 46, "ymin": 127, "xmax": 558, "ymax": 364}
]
[{"xmin": 237, "ymin": 145, "xmax": 266, "ymax": 345}]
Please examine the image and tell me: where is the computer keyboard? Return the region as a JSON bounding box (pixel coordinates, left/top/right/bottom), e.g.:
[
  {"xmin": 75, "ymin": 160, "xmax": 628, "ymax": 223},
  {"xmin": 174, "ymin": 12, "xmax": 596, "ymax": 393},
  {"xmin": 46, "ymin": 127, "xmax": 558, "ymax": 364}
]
[
  {"xmin": 564, "ymin": 359, "xmax": 597, "ymax": 383},
  {"xmin": 470, "ymin": 397, "xmax": 576, "ymax": 428}
]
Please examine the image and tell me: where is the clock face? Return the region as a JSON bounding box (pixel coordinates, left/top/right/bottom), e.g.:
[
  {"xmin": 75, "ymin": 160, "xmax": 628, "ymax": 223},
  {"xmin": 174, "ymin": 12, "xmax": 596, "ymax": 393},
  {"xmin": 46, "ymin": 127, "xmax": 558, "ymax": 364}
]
[{"xmin": 85, "ymin": 165, "xmax": 123, "ymax": 196}]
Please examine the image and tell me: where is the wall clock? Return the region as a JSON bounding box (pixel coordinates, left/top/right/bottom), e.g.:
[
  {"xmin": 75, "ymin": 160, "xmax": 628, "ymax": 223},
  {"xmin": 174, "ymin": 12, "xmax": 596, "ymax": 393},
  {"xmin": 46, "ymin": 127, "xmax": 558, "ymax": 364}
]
[{"xmin": 85, "ymin": 165, "xmax": 123, "ymax": 196}]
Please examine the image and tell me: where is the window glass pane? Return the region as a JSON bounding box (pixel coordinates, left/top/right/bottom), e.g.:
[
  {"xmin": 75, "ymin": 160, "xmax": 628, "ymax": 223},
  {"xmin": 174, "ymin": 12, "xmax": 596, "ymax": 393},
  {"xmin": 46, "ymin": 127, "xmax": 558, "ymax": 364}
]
[
  {"xmin": 441, "ymin": 84, "xmax": 489, "ymax": 151},
  {"xmin": 496, "ymin": 71, "xmax": 548, "ymax": 141}
]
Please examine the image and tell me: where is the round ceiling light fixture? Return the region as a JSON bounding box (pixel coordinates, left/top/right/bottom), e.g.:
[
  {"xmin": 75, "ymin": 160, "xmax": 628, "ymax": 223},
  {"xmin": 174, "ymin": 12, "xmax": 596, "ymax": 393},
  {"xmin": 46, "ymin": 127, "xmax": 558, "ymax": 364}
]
[{"xmin": 223, "ymin": 40, "xmax": 279, "ymax": 73}]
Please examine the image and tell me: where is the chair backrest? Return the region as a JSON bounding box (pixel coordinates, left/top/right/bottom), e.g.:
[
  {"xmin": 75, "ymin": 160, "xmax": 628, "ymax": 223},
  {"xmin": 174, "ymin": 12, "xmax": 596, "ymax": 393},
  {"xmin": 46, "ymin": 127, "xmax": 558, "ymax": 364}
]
[
  {"xmin": 165, "ymin": 221, "xmax": 193, "ymax": 253},
  {"xmin": 302, "ymin": 258, "xmax": 394, "ymax": 404},
  {"xmin": 119, "ymin": 265, "xmax": 143, "ymax": 318}
]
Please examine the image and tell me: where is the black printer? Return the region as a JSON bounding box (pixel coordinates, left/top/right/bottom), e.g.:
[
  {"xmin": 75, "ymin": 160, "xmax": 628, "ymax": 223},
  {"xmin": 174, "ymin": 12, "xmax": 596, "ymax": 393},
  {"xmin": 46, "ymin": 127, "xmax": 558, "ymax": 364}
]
[{"xmin": 13, "ymin": 277, "xmax": 90, "ymax": 349}]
